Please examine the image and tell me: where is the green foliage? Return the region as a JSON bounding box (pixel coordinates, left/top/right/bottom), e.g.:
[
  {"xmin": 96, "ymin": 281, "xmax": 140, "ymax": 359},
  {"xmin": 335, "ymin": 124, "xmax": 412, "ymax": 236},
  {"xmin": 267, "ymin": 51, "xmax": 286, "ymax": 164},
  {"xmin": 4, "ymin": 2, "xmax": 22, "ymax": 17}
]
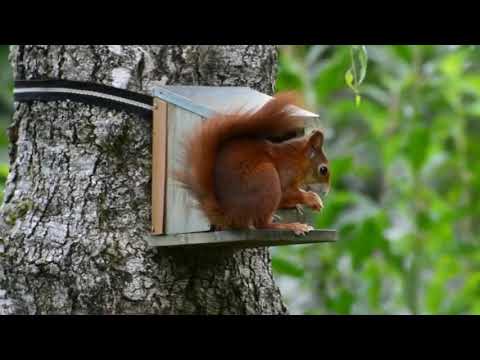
[
  {"xmin": 273, "ymin": 45, "xmax": 480, "ymax": 314},
  {"xmin": 345, "ymin": 45, "xmax": 368, "ymax": 106}
]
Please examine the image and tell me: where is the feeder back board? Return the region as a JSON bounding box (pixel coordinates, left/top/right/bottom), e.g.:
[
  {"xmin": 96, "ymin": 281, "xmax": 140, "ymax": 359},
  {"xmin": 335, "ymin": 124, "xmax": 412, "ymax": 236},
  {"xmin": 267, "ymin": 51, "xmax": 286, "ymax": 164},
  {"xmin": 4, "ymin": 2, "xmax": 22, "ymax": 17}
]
[{"xmin": 151, "ymin": 86, "xmax": 322, "ymax": 236}]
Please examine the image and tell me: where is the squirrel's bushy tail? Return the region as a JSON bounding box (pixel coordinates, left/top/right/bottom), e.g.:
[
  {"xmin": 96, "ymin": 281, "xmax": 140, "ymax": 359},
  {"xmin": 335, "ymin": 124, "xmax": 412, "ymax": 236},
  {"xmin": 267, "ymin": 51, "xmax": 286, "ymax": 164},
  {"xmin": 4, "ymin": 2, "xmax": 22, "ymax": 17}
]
[{"xmin": 175, "ymin": 92, "xmax": 302, "ymax": 226}]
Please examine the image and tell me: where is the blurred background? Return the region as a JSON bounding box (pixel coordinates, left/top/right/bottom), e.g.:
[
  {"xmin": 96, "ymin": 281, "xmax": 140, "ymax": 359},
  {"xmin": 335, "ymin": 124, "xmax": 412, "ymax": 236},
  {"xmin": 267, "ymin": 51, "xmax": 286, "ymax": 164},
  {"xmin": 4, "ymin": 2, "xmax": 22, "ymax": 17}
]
[{"xmin": 0, "ymin": 45, "xmax": 479, "ymax": 314}]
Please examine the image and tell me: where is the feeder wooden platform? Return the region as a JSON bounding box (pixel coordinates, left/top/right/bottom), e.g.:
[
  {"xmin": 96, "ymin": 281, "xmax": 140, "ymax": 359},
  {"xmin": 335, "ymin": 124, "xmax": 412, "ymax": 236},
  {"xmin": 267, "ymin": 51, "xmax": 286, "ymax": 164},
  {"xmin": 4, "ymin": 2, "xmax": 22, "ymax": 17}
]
[{"xmin": 145, "ymin": 229, "xmax": 337, "ymax": 249}]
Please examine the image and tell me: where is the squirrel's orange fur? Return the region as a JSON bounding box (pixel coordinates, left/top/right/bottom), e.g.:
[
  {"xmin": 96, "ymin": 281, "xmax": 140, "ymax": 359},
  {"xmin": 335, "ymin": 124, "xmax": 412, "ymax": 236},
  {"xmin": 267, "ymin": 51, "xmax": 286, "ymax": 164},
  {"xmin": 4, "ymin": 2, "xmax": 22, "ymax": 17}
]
[{"xmin": 175, "ymin": 92, "xmax": 330, "ymax": 235}]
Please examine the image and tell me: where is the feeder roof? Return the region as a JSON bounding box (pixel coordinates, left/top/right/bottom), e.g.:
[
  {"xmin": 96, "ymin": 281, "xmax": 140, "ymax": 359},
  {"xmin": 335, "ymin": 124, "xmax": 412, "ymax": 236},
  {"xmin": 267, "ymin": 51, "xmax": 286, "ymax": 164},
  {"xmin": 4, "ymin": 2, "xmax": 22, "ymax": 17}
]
[{"xmin": 153, "ymin": 85, "xmax": 319, "ymax": 119}]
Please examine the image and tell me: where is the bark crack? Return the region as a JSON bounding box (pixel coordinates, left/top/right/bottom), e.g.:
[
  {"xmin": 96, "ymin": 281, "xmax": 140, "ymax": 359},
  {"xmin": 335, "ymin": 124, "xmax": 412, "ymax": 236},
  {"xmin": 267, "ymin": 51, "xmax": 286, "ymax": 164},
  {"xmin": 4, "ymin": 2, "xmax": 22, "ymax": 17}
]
[{"xmin": 58, "ymin": 45, "xmax": 66, "ymax": 78}]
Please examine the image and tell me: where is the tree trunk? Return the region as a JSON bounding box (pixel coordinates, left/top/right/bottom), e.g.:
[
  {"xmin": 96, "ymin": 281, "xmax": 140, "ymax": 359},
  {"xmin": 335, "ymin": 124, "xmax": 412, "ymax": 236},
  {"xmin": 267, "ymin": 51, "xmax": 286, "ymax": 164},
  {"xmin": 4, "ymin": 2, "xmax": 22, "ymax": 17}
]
[{"xmin": 0, "ymin": 45, "xmax": 287, "ymax": 315}]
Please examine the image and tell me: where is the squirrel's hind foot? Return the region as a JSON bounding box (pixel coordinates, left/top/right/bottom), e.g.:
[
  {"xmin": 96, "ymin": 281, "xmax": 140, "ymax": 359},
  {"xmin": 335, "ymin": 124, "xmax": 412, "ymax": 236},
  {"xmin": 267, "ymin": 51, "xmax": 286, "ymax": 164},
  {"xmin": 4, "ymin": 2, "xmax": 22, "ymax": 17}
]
[{"xmin": 258, "ymin": 222, "xmax": 314, "ymax": 236}]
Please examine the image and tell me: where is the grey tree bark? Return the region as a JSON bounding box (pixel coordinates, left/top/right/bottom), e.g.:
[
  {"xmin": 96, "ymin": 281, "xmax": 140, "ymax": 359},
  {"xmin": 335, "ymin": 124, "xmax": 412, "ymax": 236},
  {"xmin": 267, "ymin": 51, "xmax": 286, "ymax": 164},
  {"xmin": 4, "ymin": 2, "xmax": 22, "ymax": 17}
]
[{"xmin": 0, "ymin": 45, "xmax": 288, "ymax": 315}]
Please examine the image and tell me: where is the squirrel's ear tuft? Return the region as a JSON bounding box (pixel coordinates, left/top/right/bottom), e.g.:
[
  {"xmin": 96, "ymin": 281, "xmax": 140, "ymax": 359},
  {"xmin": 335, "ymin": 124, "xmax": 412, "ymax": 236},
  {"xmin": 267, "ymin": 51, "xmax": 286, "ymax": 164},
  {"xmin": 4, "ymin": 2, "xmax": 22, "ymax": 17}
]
[{"xmin": 308, "ymin": 130, "xmax": 324, "ymax": 150}]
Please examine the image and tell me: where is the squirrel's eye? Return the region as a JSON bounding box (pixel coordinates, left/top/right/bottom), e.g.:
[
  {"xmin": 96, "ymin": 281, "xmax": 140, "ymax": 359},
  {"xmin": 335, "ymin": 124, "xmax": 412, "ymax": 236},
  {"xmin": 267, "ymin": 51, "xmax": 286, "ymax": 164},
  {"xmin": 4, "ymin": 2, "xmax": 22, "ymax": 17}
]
[{"xmin": 319, "ymin": 165, "xmax": 328, "ymax": 176}]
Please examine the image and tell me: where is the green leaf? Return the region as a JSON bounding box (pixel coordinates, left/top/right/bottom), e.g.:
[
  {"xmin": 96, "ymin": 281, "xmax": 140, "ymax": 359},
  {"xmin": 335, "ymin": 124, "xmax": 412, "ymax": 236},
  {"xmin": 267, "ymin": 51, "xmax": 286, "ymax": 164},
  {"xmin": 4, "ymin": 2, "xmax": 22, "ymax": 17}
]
[
  {"xmin": 276, "ymin": 50, "xmax": 304, "ymax": 92},
  {"xmin": 271, "ymin": 256, "xmax": 305, "ymax": 278},
  {"xmin": 426, "ymin": 280, "xmax": 445, "ymax": 314},
  {"xmin": 363, "ymin": 259, "xmax": 382, "ymax": 310},
  {"xmin": 348, "ymin": 216, "xmax": 389, "ymax": 269},
  {"xmin": 350, "ymin": 45, "xmax": 368, "ymax": 86},
  {"xmin": 314, "ymin": 46, "xmax": 351, "ymax": 101},
  {"xmin": 355, "ymin": 94, "xmax": 361, "ymax": 107},
  {"xmin": 345, "ymin": 68, "xmax": 354, "ymax": 90},
  {"xmin": 440, "ymin": 50, "xmax": 465, "ymax": 78},
  {"xmin": 327, "ymin": 288, "xmax": 355, "ymax": 314},
  {"xmin": 344, "ymin": 45, "xmax": 369, "ymax": 106},
  {"xmin": 357, "ymin": 45, "xmax": 368, "ymax": 84},
  {"xmin": 404, "ymin": 125, "xmax": 431, "ymax": 172}
]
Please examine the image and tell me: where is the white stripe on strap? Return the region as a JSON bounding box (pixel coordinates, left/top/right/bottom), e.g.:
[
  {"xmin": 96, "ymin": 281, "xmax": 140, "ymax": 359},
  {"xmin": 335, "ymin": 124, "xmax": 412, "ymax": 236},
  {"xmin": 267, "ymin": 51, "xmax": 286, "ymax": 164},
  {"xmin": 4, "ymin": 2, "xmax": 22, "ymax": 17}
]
[{"xmin": 14, "ymin": 87, "xmax": 153, "ymax": 111}]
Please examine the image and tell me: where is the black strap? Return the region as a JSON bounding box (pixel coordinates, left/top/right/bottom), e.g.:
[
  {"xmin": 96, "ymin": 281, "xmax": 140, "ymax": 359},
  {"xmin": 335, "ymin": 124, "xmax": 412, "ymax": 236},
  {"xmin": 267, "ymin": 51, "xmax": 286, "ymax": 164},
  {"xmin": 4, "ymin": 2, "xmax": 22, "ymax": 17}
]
[{"xmin": 14, "ymin": 79, "xmax": 154, "ymax": 120}]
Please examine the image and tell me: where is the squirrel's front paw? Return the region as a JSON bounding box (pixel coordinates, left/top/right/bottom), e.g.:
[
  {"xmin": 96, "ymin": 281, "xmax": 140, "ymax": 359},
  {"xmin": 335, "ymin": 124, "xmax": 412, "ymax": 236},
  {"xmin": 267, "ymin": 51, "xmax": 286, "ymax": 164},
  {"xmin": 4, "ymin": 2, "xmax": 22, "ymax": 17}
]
[
  {"xmin": 305, "ymin": 191, "xmax": 323, "ymax": 211},
  {"xmin": 290, "ymin": 223, "xmax": 314, "ymax": 236}
]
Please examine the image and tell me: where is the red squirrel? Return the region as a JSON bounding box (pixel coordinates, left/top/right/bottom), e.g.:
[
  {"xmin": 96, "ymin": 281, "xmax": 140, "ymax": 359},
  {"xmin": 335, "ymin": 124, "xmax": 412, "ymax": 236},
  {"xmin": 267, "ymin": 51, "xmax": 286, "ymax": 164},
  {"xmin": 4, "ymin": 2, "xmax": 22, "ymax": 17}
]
[{"xmin": 175, "ymin": 92, "xmax": 330, "ymax": 236}]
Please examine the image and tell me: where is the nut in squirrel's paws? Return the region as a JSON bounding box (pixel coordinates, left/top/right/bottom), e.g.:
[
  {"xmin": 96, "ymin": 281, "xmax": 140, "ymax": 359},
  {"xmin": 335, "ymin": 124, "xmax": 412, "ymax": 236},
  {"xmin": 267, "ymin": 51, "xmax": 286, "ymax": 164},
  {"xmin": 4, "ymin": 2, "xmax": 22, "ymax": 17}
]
[
  {"xmin": 306, "ymin": 191, "xmax": 324, "ymax": 211},
  {"xmin": 295, "ymin": 204, "xmax": 305, "ymax": 215},
  {"xmin": 290, "ymin": 223, "xmax": 314, "ymax": 236}
]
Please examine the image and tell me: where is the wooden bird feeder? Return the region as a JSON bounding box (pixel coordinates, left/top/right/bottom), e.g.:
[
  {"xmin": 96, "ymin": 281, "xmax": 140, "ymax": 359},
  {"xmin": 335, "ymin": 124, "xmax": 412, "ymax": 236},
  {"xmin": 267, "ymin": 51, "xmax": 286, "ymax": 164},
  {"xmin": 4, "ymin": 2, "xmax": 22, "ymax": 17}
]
[{"xmin": 145, "ymin": 85, "xmax": 337, "ymax": 248}]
